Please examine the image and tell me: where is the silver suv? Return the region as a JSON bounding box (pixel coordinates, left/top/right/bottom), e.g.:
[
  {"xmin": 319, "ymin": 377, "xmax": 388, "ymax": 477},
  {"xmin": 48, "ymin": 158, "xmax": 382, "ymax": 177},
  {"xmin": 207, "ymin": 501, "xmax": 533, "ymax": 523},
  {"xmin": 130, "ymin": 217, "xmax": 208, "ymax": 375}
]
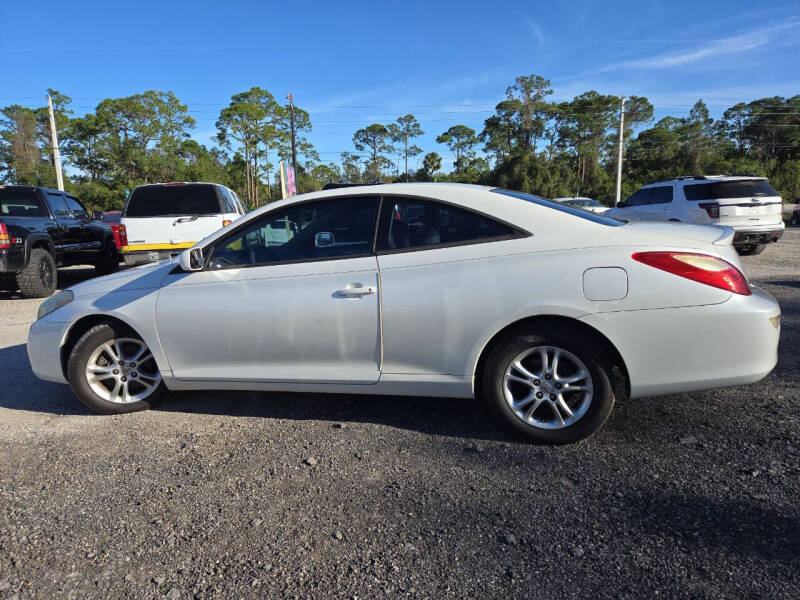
[{"xmin": 605, "ymin": 176, "xmax": 784, "ymax": 255}]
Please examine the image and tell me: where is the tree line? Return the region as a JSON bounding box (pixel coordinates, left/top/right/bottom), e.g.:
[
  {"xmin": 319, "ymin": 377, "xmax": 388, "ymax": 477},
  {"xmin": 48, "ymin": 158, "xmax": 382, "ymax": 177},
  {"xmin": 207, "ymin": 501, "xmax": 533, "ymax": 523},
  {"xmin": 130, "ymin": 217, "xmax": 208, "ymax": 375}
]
[{"xmin": 1, "ymin": 76, "xmax": 798, "ymax": 212}]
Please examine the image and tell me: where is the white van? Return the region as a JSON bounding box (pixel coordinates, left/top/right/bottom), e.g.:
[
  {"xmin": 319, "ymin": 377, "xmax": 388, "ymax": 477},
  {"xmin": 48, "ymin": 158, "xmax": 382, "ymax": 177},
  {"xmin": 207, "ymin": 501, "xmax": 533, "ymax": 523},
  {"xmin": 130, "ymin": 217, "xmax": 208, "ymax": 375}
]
[
  {"xmin": 120, "ymin": 182, "xmax": 245, "ymax": 265},
  {"xmin": 605, "ymin": 176, "xmax": 784, "ymax": 255}
]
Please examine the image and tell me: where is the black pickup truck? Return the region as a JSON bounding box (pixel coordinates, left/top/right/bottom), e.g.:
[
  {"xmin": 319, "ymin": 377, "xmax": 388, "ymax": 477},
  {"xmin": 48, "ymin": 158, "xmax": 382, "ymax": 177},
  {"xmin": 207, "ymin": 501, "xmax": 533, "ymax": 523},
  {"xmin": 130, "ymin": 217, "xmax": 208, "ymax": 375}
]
[{"xmin": 0, "ymin": 185, "xmax": 118, "ymax": 298}]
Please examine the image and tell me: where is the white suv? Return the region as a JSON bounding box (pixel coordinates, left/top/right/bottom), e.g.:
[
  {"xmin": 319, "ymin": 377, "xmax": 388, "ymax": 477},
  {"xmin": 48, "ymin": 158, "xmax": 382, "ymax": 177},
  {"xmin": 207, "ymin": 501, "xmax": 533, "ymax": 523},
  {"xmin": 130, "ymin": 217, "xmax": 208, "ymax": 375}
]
[
  {"xmin": 605, "ymin": 176, "xmax": 785, "ymax": 255},
  {"xmin": 120, "ymin": 182, "xmax": 245, "ymax": 265}
]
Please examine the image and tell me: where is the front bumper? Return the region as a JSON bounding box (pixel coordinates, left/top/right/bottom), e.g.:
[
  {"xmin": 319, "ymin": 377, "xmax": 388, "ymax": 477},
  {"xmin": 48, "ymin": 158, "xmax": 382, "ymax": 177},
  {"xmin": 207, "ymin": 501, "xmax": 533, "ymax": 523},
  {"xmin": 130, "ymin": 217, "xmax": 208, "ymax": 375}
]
[
  {"xmin": 732, "ymin": 228, "xmax": 784, "ymax": 246},
  {"xmin": 123, "ymin": 249, "xmax": 182, "ymax": 266},
  {"xmin": 27, "ymin": 319, "xmax": 71, "ymax": 384},
  {"xmin": 580, "ymin": 285, "xmax": 780, "ymax": 398}
]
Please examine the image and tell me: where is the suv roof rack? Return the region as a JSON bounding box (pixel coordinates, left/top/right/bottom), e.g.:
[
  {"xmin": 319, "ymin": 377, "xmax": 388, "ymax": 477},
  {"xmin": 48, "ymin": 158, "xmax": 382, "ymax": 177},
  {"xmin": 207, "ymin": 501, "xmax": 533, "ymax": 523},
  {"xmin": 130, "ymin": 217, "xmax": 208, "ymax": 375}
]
[{"xmin": 322, "ymin": 180, "xmax": 385, "ymax": 190}]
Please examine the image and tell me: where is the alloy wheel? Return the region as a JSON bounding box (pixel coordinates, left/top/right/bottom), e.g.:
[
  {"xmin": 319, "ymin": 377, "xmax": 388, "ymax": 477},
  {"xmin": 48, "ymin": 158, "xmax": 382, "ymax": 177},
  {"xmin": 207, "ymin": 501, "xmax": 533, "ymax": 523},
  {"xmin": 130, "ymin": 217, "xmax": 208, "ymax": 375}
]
[
  {"xmin": 84, "ymin": 338, "xmax": 161, "ymax": 404},
  {"xmin": 502, "ymin": 345, "xmax": 593, "ymax": 429}
]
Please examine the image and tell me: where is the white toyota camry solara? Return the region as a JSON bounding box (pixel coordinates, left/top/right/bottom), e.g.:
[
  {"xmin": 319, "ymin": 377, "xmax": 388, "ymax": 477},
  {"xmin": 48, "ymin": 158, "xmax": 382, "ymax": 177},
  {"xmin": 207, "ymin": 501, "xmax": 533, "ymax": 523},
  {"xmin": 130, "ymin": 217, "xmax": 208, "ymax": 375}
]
[{"xmin": 27, "ymin": 183, "xmax": 781, "ymax": 444}]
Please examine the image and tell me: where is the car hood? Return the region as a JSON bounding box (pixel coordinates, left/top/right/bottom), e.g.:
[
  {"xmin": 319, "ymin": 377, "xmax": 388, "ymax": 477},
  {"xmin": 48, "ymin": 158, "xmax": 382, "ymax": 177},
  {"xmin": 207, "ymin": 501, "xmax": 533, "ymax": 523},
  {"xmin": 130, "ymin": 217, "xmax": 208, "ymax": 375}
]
[
  {"xmin": 67, "ymin": 259, "xmax": 176, "ymax": 297},
  {"xmin": 621, "ymin": 222, "xmax": 733, "ymax": 248}
]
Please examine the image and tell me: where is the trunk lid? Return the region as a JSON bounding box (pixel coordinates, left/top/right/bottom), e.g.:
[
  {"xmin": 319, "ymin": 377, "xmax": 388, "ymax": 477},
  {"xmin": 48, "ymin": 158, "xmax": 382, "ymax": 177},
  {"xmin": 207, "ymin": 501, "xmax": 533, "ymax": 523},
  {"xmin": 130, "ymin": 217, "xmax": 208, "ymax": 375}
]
[
  {"xmin": 684, "ymin": 178, "xmax": 783, "ymax": 229},
  {"xmin": 121, "ymin": 183, "xmax": 229, "ymax": 250}
]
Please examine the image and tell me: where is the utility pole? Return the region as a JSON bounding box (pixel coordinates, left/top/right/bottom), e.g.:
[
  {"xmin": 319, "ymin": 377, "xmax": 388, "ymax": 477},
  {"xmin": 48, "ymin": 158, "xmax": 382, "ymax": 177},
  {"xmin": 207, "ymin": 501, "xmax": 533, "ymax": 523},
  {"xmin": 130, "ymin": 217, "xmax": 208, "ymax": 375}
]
[
  {"xmin": 615, "ymin": 95, "xmax": 625, "ymax": 206},
  {"xmin": 47, "ymin": 95, "xmax": 64, "ymax": 191},
  {"xmin": 287, "ymin": 93, "xmax": 298, "ymax": 182}
]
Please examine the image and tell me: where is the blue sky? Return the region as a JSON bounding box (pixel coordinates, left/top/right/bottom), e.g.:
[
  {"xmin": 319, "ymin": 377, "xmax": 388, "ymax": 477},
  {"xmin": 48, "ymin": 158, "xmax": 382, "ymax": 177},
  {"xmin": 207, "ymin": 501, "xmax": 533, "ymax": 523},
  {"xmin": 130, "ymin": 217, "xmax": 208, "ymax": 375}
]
[{"xmin": 2, "ymin": 0, "xmax": 799, "ymax": 171}]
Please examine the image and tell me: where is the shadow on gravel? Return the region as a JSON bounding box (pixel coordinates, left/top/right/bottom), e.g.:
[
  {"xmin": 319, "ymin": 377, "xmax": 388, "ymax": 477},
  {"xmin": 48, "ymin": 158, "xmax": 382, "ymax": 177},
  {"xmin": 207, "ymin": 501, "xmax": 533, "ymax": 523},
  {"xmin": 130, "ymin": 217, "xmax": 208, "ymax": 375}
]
[
  {"xmin": 0, "ymin": 344, "xmax": 89, "ymax": 415},
  {"xmin": 766, "ymin": 280, "xmax": 800, "ymax": 289},
  {"xmin": 158, "ymin": 390, "xmax": 515, "ymax": 442},
  {"xmin": 624, "ymin": 491, "xmax": 800, "ymax": 563},
  {"xmin": 0, "ymin": 267, "xmax": 106, "ymax": 300}
]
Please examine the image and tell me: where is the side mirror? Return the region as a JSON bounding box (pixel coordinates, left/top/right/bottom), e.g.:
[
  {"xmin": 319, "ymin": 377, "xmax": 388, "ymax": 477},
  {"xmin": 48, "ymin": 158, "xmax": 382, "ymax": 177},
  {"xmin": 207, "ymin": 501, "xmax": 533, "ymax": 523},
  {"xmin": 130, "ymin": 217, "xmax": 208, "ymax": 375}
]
[
  {"xmin": 616, "ymin": 202, "xmax": 625, "ymax": 208},
  {"xmin": 315, "ymin": 231, "xmax": 335, "ymax": 248},
  {"xmin": 178, "ymin": 247, "xmax": 205, "ymax": 271}
]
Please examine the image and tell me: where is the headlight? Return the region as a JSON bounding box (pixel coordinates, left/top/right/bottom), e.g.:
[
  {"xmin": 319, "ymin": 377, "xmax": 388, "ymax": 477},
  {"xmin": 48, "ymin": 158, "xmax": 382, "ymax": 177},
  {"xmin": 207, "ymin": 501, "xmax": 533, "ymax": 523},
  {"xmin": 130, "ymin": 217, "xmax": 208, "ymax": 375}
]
[{"xmin": 37, "ymin": 290, "xmax": 74, "ymax": 320}]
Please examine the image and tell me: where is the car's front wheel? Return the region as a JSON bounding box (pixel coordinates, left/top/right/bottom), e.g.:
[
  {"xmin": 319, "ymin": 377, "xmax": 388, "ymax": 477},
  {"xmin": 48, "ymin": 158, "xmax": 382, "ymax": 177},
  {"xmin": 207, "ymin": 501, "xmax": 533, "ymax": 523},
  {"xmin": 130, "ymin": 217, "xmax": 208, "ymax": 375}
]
[
  {"xmin": 483, "ymin": 326, "xmax": 616, "ymax": 444},
  {"xmin": 67, "ymin": 322, "xmax": 165, "ymax": 414}
]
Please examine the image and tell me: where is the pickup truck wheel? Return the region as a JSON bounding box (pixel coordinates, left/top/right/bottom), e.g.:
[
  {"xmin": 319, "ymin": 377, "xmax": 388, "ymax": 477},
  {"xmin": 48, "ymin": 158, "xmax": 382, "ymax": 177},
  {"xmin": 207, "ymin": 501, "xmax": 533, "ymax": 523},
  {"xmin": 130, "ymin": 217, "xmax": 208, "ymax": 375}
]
[
  {"xmin": 67, "ymin": 322, "xmax": 165, "ymax": 414},
  {"xmin": 16, "ymin": 247, "xmax": 57, "ymax": 298},
  {"xmin": 95, "ymin": 240, "xmax": 119, "ymax": 275}
]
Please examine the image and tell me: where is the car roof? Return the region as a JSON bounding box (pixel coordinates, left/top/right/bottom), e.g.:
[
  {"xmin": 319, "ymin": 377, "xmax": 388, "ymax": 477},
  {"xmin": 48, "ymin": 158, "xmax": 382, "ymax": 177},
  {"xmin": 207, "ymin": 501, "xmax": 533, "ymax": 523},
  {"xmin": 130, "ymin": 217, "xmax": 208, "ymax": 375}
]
[
  {"xmin": 643, "ymin": 175, "xmax": 767, "ymax": 187},
  {"xmin": 193, "ymin": 182, "xmax": 614, "ymax": 250}
]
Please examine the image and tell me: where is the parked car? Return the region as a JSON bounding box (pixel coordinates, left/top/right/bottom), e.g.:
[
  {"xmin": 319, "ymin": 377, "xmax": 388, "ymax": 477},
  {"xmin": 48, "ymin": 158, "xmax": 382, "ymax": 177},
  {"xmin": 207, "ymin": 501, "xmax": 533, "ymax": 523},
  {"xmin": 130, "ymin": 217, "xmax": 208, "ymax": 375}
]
[
  {"xmin": 790, "ymin": 205, "xmax": 800, "ymax": 227},
  {"xmin": 553, "ymin": 197, "xmax": 608, "ymax": 214},
  {"xmin": 94, "ymin": 211, "xmax": 122, "ymax": 250},
  {"xmin": 605, "ymin": 176, "xmax": 785, "ymax": 255},
  {"xmin": 28, "ymin": 183, "xmax": 780, "ymax": 444},
  {"xmin": 120, "ymin": 182, "xmax": 245, "ymax": 266},
  {"xmin": 0, "ymin": 186, "xmax": 117, "ymax": 297}
]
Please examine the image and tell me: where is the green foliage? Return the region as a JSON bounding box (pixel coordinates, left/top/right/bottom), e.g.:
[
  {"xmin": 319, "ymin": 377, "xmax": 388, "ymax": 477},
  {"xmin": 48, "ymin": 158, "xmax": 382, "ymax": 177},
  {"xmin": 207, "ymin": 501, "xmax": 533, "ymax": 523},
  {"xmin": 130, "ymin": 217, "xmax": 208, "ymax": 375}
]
[{"xmin": 1, "ymin": 81, "xmax": 797, "ymax": 211}]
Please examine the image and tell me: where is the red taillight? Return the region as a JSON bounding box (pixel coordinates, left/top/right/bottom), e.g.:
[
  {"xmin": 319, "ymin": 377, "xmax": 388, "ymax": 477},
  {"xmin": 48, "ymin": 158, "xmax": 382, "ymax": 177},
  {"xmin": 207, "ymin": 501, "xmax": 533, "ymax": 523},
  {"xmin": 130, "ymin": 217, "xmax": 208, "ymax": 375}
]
[
  {"xmin": 699, "ymin": 202, "xmax": 719, "ymax": 219},
  {"xmin": 222, "ymin": 219, "xmax": 232, "ymax": 227},
  {"xmin": 0, "ymin": 223, "xmax": 9, "ymax": 249},
  {"xmin": 632, "ymin": 251, "xmax": 751, "ymax": 295},
  {"xmin": 118, "ymin": 224, "xmax": 128, "ymax": 247}
]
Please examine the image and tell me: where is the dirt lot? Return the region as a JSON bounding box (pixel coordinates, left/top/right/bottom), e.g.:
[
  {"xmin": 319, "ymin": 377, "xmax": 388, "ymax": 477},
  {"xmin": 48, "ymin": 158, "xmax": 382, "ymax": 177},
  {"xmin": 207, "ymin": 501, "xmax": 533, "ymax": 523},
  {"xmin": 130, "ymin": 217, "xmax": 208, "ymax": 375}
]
[{"xmin": 1, "ymin": 232, "xmax": 798, "ymax": 599}]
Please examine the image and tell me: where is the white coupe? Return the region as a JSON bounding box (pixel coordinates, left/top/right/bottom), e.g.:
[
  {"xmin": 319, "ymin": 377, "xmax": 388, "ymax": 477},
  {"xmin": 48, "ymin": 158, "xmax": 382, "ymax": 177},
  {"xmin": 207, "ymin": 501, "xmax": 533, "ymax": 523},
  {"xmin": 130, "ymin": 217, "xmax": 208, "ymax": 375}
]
[{"xmin": 28, "ymin": 183, "xmax": 780, "ymax": 443}]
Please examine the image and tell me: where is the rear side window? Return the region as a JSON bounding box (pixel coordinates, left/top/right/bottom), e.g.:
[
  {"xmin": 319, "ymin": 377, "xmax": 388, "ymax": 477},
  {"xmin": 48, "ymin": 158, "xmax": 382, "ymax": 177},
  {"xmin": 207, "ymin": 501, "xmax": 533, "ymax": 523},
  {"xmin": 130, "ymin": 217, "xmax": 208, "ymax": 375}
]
[
  {"xmin": 46, "ymin": 192, "xmax": 71, "ymax": 218},
  {"xmin": 378, "ymin": 198, "xmax": 514, "ymax": 251},
  {"xmin": 493, "ymin": 189, "xmax": 623, "ymax": 226},
  {"xmin": 125, "ymin": 184, "xmax": 222, "ymax": 217},
  {"xmin": 684, "ymin": 180, "xmax": 778, "ymax": 201},
  {"xmin": 649, "ymin": 186, "xmax": 673, "ymax": 204},
  {"xmin": 0, "ymin": 188, "xmax": 46, "ymax": 217}
]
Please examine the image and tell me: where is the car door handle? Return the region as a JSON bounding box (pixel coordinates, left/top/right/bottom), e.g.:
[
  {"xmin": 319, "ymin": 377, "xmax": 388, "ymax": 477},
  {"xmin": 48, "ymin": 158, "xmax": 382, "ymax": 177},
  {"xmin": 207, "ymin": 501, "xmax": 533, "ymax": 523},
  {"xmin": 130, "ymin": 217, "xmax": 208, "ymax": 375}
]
[{"xmin": 333, "ymin": 285, "xmax": 377, "ymax": 298}]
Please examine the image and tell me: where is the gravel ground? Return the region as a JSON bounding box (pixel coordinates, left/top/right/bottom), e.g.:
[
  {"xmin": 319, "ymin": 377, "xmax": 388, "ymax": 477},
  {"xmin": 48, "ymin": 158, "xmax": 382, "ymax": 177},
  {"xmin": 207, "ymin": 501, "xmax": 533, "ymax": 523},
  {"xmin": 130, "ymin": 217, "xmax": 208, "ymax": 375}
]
[{"xmin": 1, "ymin": 232, "xmax": 798, "ymax": 599}]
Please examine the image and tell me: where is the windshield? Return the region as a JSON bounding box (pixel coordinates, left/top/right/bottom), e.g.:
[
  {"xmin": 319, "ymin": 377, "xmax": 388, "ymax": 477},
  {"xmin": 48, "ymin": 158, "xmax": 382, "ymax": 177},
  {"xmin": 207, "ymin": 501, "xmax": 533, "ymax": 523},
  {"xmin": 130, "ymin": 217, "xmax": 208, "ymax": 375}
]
[
  {"xmin": 492, "ymin": 189, "xmax": 624, "ymax": 226},
  {"xmin": 684, "ymin": 179, "xmax": 778, "ymax": 201},
  {"xmin": 0, "ymin": 188, "xmax": 46, "ymax": 217},
  {"xmin": 124, "ymin": 184, "xmax": 222, "ymax": 217}
]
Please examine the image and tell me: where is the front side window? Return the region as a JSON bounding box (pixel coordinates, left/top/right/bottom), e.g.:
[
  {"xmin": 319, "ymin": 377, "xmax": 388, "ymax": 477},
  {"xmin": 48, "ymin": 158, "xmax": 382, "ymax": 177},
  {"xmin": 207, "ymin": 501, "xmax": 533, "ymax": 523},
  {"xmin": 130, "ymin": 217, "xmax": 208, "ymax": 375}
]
[
  {"xmin": 46, "ymin": 193, "xmax": 71, "ymax": 218},
  {"xmin": 65, "ymin": 196, "xmax": 88, "ymax": 217},
  {"xmin": 625, "ymin": 188, "xmax": 651, "ymax": 207},
  {"xmin": 648, "ymin": 186, "xmax": 673, "ymax": 204},
  {"xmin": 377, "ymin": 198, "xmax": 514, "ymax": 251},
  {"xmin": 208, "ymin": 196, "xmax": 379, "ymax": 268}
]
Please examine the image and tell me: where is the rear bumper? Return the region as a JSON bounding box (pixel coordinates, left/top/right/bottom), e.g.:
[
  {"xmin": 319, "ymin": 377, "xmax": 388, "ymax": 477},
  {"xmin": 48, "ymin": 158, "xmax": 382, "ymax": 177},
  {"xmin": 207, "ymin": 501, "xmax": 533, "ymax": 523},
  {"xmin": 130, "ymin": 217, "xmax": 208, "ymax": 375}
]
[
  {"xmin": 0, "ymin": 248, "xmax": 24, "ymax": 274},
  {"xmin": 732, "ymin": 227, "xmax": 784, "ymax": 246},
  {"xmin": 122, "ymin": 248, "xmax": 186, "ymax": 266},
  {"xmin": 580, "ymin": 285, "xmax": 780, "ymax": 398}
]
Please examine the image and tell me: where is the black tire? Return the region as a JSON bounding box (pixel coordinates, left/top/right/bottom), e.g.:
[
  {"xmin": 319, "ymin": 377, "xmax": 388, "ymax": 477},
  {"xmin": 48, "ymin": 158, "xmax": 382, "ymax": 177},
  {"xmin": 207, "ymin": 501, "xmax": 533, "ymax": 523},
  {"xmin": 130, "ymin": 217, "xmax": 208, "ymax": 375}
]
[
  {"xmin": 95, "ymin": 239, "xmax": 119, "ymax": 276},
  {"xmin": 16, "ymin": 247, "xmax": 57, "ymax": 298},
  {"xmin": 736, "ymin": 243, "xmax": 767, "ymax": 256},
  {"xmin": 482, "ymin": 325, "xmax": 616, "ymax": 444},
  {"xmin": 67, "ymin": 322, "xmax": 165, "ymax": 415},
  {"xmin": 790, "ymin": 214, "xmax": 799, "ymax": 227}
]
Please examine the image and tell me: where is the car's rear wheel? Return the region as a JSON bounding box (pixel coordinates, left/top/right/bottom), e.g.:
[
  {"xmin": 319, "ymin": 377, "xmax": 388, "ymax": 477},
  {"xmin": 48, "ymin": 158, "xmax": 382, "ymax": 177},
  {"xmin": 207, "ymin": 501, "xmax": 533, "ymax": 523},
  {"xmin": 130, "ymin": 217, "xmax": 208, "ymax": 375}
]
[
  {"xmin": 17, "ymin": 247, "xmax": 57, "ymax": 298},
  {"xmin": 95, "ymin": 239, "xmax": 119, "ymax": 275},
  {"xmin": 737, "ymin": 243, "xmax": 766, "ymax": 256},
  {"xmin": 67, "ymin": 322, "xmax": 165, "ymax": 414},
  {"xmin": 483, "ymin": 327, "xmax": 615, "ymax": 444}
]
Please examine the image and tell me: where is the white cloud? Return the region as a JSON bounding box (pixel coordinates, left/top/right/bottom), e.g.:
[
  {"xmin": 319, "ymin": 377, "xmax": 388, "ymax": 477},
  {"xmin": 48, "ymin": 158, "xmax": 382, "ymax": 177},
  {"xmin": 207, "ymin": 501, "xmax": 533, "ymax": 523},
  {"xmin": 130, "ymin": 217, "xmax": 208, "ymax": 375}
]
[
  {"xmin": 524, "ymin": 18, "xmax": 546, "ymax": 49},
  {"xmin": 599, "ymin": 18, "xmax": 800, "ymax": 72}
]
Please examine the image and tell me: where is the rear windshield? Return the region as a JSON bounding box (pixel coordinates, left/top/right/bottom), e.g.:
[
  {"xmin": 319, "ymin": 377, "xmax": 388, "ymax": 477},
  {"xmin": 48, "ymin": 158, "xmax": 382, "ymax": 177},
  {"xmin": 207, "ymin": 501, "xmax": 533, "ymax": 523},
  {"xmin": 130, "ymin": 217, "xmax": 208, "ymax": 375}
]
[
  {"xmin": 492, "ymin": 189, "xmax": 624, "ymax": 226},
  {"xmin": 0, "ymin": 188, "xmax": 46, "ymax": 217},
  {"xmin": 125, "ymin": 184, "xmax": 222, "ymax": 217},
  {"xmin": 684, "ymin": 180, "xmax": 778, "ymax": 201}
]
